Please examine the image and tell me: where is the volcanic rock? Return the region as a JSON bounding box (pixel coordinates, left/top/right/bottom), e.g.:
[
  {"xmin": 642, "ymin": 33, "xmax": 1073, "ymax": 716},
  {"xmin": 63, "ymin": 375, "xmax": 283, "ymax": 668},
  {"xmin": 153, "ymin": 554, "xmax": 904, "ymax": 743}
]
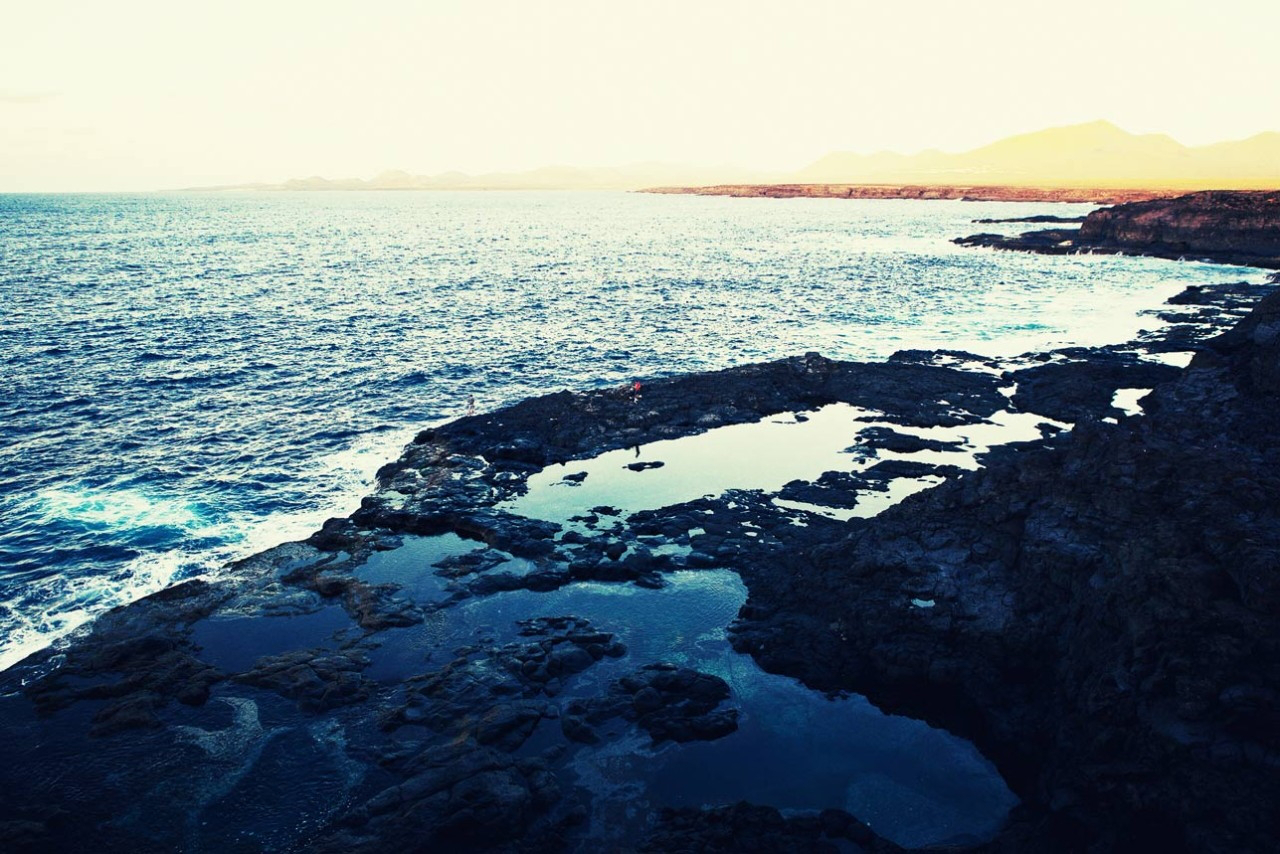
[{"xmin": 955, "ymin": 190, "xmax": 1280, "ymax": 269}]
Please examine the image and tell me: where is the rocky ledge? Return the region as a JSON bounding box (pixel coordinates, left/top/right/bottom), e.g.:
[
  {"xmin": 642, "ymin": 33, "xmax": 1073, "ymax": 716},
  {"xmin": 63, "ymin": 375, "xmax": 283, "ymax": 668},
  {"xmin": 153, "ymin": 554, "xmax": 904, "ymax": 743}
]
[
  {"xmin": 956, "ymin": 190, "xmax": 1280, "ymax": 269},
  {"xmin": 0, "ymin": 276, "xmax": 1275, "ymax": 852}
]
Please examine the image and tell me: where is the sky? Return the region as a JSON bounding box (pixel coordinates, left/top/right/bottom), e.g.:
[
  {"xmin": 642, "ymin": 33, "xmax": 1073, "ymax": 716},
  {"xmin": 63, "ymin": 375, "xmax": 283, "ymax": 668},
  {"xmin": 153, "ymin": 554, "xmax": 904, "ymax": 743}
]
[{"xmin": 2, "ymin": 0, "xmax": 1278, "ymax": 191}]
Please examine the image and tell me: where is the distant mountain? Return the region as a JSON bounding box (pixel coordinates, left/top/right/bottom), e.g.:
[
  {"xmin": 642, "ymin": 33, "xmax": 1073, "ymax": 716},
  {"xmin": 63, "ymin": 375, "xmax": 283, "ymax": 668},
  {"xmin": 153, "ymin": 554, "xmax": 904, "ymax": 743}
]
[
  {"xmin": 796, "ymin": 121, "xmax": 1280, "ymax": 189},
  {"xmin": 187, "ymin": 163, "xmax": 780, "ymax": 193},
  {"xmin": 184, "ymin": 122, "xmax": 1279, "ymax": 193}
]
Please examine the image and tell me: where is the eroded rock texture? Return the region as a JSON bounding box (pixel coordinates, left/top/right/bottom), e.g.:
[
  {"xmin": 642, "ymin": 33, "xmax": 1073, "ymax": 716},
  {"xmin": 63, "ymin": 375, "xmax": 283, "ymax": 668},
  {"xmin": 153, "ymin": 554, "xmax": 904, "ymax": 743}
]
[{"xmin": 732, "ymin": 291, "xmax": 1280, "ymax": 852}]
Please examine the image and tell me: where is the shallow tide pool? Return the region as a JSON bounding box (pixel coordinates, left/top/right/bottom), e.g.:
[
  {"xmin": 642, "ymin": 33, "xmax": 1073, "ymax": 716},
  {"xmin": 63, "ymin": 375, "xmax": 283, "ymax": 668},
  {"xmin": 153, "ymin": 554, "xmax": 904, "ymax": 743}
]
[{"xmin": 356, "ymin": 534, "xmax": 1019, "ymax": 848}]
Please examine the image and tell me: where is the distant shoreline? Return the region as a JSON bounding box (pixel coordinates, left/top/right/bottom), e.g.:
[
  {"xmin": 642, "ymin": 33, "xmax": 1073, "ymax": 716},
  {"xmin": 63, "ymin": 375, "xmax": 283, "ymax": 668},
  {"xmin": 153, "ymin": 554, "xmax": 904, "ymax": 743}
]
[
  {"xmin": 172, "ymin": 184, "xmax": 1175, "ymax": 204},
  {"xmin": 640, "ymin": 183, "xmax": 1177, "ymax": 205}
]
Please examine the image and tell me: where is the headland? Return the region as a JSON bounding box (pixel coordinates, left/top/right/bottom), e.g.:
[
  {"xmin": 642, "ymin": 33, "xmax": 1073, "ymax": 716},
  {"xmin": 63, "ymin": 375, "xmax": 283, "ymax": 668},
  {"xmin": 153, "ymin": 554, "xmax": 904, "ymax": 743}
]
[{"xmin": 956, "ymin": 190, "xmax": 1280, "ymax": 269}]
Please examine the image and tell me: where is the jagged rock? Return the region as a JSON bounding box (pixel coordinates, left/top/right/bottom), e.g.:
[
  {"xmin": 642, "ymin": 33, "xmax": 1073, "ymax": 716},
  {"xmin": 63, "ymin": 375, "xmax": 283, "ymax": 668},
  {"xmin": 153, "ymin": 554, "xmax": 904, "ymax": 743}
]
[
  {"xmin": 383, "ymin": 616, "xmax": 624, "ymax": 746},
  {"xmin": 1009, "ymin": 354, "xmax": 1181, "ymax": 422},
  {"xmin": 973, "ymin": 214, "xmax": 1087, "ymax": 225},
  {"xmin": 233, "ymin": 648, "xmax": 370, "ymax": 712},
  {"xmin": 854, "ymin": 426, "xmax": 965, "ymax": 454},
  {"xmin": 1079, "ymin": 191, "xmax": 1280, "ymax": 267},
  {"xmin": 313, "ymin": 574, "xmax": 422, "ymax": 630},
  {"xmin": 561, "ymin": 663, "xmax": 738, "ymax": 745},
  {"xmin": 22, "ymin": 582, "xmax": 227, "ymax": 734},
  {"xmin": 312, "ymin": 740, "xmax": 561, "ymax": 852},
  {"xmin": 432, "ymin": 547, "xmax": 509, "ymax": 579}
]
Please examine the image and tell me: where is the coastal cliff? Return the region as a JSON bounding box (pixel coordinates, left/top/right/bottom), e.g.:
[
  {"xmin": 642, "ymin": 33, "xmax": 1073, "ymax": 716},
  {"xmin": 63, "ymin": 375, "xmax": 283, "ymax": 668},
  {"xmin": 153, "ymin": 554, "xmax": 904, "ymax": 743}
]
[
  {"xmin": 1079, "ymin": 191, "xmax": 1280, "ymax": 264},
  {"xmin": 957, "ymin": 191, "xmax": 1280, "ymax": 269}
]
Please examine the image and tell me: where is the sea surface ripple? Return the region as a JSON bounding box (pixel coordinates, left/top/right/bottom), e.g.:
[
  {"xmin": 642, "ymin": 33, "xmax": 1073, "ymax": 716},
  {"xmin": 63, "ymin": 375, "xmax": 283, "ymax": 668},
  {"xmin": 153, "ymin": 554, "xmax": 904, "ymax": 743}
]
[{"xmin": 0, "ymin": 190, "xmax": 1245, "ymax": 669}]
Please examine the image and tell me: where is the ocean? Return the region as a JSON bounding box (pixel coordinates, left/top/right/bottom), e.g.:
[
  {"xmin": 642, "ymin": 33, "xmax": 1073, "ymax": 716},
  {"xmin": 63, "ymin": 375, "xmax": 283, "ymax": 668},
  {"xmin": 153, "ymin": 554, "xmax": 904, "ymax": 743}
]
[{"xmin": 0, "ymin": 190, "xmax": 1250, "ymax": 671}]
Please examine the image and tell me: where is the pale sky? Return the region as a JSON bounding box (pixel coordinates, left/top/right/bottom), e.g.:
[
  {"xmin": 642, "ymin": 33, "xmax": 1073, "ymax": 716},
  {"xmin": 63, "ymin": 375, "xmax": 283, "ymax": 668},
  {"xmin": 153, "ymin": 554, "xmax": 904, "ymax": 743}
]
[{"xmin": 2, "ymin": 0, "xmax": 1277, "ymax": 191}]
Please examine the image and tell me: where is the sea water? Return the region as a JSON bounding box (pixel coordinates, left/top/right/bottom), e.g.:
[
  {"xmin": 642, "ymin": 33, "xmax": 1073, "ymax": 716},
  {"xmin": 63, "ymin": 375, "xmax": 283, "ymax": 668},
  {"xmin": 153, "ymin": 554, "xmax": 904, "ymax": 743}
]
[{"xmin": 0, "ymin": 190, "xmax": 1254, "ymax": 670}]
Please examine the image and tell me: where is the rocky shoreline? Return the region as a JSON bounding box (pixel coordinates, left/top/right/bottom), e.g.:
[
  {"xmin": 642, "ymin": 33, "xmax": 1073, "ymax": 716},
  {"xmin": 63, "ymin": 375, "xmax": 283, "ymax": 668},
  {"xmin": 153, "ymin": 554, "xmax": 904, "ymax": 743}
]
[
  {"xmin": 1, "ymin": 267, "xmax": 1276, "ymax": 850},
  {"xmin": 956, "ymin": 191, "xmax": 1280, "ymax": 269}
]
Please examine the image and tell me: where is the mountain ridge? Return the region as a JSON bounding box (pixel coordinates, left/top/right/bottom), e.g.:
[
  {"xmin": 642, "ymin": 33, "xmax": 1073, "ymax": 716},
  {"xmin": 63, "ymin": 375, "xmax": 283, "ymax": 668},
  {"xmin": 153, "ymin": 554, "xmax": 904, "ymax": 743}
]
[
  {"xmin": 181, "ymin": 122, "xmax": 1279, "ymax": 193},
  {"xmin": 796, "ymin": 120, "xmax": 1280, "ymax": 189}
]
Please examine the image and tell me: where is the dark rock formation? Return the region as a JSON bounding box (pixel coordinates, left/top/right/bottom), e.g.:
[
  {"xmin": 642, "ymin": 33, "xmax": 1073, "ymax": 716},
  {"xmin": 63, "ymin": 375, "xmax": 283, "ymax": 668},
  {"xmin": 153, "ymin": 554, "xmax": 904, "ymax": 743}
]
[
  {"xmin": 1079, "ymin": 191, "xmax": 1280, "ymax": 267},
  {"xmin": 21, "ymin": 579, "xmax": 229, "ymax": 735},
  {"xmin": 1008, "ymin": 353, "xmax": 1180, "ymax": 422},
  {"xmin": 1139, "ymin": 281, "xmax": 1273, "ymax": 353},
  {"xmin": 234, "ymin": 647, "xmax": 370, "ymax": 712},
  {"xmin": 382, "ymin": 616, "xmax": 626, "ymax": 741},
  {"xmin": 955, "ymin": 191, "xmax": 1280, "ymax": 269},
  {"xmin": 729, "ymin": 291, "xmax": 1280, "ymax": 852},
  {"xmin": 854, "ymin": 425, "xmax": 965, "ymax": 454},
  {"xmin": 972, "ymin": 214, "xmax": 1088, "ymax": 224},
  {"xmin": 953, "ymin": 228, "xmax": 1083, "ymax": 256},
  {"xmin": 309, "ymin": 740, "xmax": 565, "ymax": 853},
  {"xmin": 561, "ymin": 663, "xmax": 738, "ymax": 745}
]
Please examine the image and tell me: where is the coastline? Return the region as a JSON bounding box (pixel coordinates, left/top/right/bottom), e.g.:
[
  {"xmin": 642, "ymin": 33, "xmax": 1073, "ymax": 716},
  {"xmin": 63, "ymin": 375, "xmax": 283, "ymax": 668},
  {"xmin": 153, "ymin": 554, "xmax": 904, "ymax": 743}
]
[
  {"xmin": 3, "ymin": 191, "xmax": 1223, "ymax": 688},
  {"xmin": 955, "ymin": 190, "xmax": 1280, "ymax": 269},
  {"xmin": 2, "ymin": 246, "xmax": 1276, "ymax": 849},
  {"xmin": 640, "ymin": 184, "xmax": 1176, "ymax": 205}
]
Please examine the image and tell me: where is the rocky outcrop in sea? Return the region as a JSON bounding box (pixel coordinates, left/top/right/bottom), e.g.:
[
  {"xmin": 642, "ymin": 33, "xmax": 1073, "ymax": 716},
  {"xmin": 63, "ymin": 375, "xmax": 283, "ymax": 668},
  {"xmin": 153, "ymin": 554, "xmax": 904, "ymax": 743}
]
[
  {"xmin": 956, "ymin": 190, "xmax": 1280, "ymax": 269},
  {"xmin": 0, "ymin": 272, "xmax": 1275, "ymax": 851}
]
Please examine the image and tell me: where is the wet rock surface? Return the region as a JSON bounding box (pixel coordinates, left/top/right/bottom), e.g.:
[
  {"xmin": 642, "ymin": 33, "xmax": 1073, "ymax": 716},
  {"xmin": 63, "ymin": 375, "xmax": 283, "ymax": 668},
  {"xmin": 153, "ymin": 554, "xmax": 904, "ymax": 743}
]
[
  {"xmin": 309, "ymin": 740, "xmax": 566, "ymax": 854},
  {"xmin": 955, "ymin": 190, "xmax": 1280, "ymax": 269},
  {"xmin": 855, "ymin": 425, "xmax": 966, "ymax": 454},
  {"xmin": 730, "ymin": 291, "xmax": 1280, "ymax": 852},
  {"xmin": 1007, "ymin": 353, "xmax": 1179, "ymax": 422},
  {"xmin": 381, "ymin": 616, "xmax": 626, "ymax": 744},
  {"xmin": 954, "ymin": 227, "xmax": 1083, "ymax": 256},
  {"xmin": 972, "ymin": 214, "xmax": 1088, "ymax": 225},
  {"xmin": 561, "ymin": 663, "xmax": 738, "ymax": 745},
  {"xmin": 0, "ymin": 273, "xmax": 1275, "ymax": 852}
]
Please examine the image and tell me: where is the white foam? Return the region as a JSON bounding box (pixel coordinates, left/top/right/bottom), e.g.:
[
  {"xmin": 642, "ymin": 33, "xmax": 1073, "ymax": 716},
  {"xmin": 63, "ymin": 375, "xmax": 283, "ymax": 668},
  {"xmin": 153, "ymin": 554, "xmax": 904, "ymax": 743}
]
[
  {"xmin": 34, "ymin": 484, "xmax": 206, "ymax": 533},
  {"xmin": 0, "ymin": 547, "xmax": 190, "ymax": 673},
  {"xmin": 1, "ymin": 429, "xmax": 416, "ymax": 675}
]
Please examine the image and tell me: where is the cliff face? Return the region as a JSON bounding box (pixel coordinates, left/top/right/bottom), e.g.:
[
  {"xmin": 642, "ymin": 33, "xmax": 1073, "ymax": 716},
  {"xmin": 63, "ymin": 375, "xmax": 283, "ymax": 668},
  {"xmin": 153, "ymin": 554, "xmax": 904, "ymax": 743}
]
[
  {"xmin": 957, "ymin": 190, "xmax": 1280, "ymax": 269},
  {"xmin": 1078, "ymin": 191, "xmax": 1280, "ymax": 262}
]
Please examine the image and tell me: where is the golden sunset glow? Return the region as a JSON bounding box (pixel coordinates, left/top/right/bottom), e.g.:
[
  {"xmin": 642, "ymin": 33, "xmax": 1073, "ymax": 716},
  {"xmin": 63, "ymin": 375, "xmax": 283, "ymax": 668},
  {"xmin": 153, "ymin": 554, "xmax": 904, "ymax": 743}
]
[{"xmin": 2, "ymin": 0, "xmax": 1278, "ymax": 191}]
